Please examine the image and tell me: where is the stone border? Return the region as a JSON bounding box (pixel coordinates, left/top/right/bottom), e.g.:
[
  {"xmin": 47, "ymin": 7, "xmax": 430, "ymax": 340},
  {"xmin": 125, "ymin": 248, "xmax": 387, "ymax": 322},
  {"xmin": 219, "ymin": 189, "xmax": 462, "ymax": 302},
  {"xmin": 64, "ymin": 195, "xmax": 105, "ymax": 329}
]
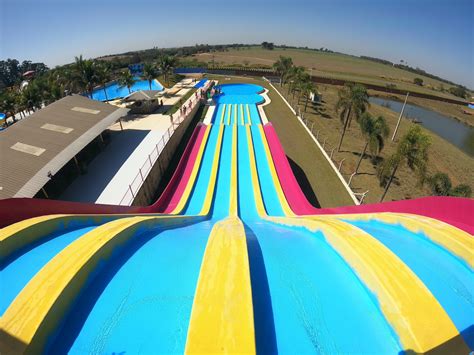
[{"xmin": 265, "ymin": 79, "xmax": 360, "ymax": 205}]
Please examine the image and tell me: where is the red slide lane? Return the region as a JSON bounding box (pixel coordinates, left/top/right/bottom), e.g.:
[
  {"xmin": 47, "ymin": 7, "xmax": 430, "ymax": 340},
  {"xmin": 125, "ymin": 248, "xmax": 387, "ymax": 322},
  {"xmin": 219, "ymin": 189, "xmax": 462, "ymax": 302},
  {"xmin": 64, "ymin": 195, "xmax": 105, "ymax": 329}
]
[
  {"xmin": 0, "ymin": 124, "xmax": 207, "ymax": 228},
  {"xmin": 264, "ymin": 123, "xmax": 474, "ymax": 234}
]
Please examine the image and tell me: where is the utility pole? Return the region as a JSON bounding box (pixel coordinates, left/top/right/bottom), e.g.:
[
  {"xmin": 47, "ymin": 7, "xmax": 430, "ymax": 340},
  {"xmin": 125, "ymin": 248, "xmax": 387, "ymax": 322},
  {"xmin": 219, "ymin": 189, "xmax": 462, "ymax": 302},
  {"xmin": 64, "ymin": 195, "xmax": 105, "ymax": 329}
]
[{"xmin": 392, "ymin": 92, "xmax": 409, "ymax": 141}]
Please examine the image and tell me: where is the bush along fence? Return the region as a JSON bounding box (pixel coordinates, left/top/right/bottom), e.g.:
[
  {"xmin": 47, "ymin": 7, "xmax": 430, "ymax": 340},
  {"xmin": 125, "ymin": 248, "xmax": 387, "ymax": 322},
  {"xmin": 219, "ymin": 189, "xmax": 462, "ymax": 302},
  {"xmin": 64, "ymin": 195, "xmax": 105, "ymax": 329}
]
[{"xmin": 118, "ymin": 81, "xmax": 213, "ymax": 206}]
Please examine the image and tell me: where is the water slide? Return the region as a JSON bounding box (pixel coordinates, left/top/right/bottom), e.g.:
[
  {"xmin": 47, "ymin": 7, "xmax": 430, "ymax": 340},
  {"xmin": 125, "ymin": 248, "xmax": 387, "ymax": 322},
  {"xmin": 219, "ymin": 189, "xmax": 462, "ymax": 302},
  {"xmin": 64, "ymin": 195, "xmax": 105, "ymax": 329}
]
[{"xmin": 1, "ymin": 83, "xmax": 472, "ymax": 354}]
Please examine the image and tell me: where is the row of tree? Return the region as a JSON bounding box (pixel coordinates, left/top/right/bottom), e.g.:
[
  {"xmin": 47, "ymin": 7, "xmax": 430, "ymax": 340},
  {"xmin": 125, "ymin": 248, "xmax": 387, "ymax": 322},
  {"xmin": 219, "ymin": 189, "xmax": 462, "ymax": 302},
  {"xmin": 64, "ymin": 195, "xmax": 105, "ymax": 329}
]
[
  {"xmin": 273, "ymin": 56, "xmax": 471, "ymax": 200},
  {"xmin": 0, "ymin": 54, "xmax": 178, "ymax": 122},
  {"xmin": 0, "ymin": 59, "xmax": 49, "ymax": 88}
]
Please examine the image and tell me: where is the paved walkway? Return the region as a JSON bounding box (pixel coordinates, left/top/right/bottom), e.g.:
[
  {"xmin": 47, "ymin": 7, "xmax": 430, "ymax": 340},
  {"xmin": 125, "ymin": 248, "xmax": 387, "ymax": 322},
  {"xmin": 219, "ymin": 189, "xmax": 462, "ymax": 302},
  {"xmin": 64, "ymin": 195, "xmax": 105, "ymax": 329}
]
[{"xmin": 59, "ymin": 79, "xmax": 207, "ymax": 205}]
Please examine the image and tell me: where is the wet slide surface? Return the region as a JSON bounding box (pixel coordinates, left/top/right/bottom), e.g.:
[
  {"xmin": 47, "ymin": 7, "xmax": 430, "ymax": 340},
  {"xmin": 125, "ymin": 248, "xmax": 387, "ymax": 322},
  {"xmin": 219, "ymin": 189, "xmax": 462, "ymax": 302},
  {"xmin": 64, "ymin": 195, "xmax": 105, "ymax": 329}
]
[{"xmin": 1, "ymin": 83, "xmax": 472, "ymax": 354}]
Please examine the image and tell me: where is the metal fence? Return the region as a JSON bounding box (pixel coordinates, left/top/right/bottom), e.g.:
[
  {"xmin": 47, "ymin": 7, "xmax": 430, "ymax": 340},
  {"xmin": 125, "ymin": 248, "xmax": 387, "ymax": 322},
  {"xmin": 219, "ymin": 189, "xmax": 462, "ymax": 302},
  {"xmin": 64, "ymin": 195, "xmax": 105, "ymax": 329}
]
[{"xmin": 118, "ymin": 81, "xmax": 213, "ymax": 206}]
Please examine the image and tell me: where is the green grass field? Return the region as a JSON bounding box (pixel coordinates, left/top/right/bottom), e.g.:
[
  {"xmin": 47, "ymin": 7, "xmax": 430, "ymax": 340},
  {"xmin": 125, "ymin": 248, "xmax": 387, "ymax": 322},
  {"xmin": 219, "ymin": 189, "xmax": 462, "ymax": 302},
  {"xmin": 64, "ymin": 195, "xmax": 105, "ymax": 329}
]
[{"xmin": 193, "ymin": 47, "xmax": 466, "ymax": 101}]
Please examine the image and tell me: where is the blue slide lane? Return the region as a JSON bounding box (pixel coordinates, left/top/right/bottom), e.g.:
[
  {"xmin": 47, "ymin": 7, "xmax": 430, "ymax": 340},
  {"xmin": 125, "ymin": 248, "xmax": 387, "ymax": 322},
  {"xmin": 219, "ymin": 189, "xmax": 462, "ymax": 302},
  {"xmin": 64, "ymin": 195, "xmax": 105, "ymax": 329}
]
[
  {"xmin": 50, "ymin": 220, "xmax": 213, "ymax": 354},
  {"xmin": 237, "ymin": 126, "xmax": 259, "ymax": 220},
  {"xmin": 211, "ymin": 104, "xmax": 225, "ymax": 124},
  {"xmin": 183, "ymin": 125, "xmax": 221, "ymax": 215},
  {"xmin": 346, "ymin": 219, "xmax": 474, "ymax": 348},
  {"xmin": 0, "ymin": 226, "xmax": 96, "ymax": 316},
  {"xmin": 211, "ymin": 126, "xmax": 233, "ymax": 219},
  {"xmin": 249, "ymin": 104, "xmax": 261, "ymax": 124},
  {"xmin": 250, "ymin": 125, "xmax": 285, "ymax": 216},
  {"xmin": 245, "ymin": 221, "xmax": 401, "ymax": 353}
]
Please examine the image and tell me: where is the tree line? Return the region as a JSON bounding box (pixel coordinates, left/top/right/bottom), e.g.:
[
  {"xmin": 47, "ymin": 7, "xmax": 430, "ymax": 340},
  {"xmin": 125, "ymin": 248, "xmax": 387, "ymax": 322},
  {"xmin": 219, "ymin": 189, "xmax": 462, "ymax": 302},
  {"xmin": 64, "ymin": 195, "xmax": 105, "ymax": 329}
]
[{"xmin": 273, "ymin": 55, "xmax": 471, "ymax": 200}]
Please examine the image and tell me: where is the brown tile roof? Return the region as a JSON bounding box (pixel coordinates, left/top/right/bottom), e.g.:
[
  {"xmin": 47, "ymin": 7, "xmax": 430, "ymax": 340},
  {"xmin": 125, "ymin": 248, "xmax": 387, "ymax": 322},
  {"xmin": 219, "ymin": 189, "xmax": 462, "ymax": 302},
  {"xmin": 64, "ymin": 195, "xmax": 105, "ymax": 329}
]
[{"xmin": 0, "ymin": 95, "xmax": 128, "ymax": 198}]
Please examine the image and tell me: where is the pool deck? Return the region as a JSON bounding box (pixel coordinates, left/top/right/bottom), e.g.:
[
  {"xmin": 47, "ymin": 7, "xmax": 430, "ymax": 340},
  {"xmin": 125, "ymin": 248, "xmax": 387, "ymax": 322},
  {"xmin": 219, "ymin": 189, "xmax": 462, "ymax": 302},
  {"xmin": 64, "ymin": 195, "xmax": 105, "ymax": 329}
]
[{"xmin": 59, "ymin": 79, "xmax": 203, "ymax": 205}]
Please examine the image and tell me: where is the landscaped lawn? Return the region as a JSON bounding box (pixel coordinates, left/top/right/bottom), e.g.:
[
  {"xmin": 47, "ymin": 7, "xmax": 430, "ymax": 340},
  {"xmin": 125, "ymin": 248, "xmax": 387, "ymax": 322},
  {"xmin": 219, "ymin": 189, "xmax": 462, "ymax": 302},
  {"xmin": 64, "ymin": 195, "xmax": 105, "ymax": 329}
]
[{"xmin": 208, "ymin": 74, "xmax": 355, "ymax": 208}]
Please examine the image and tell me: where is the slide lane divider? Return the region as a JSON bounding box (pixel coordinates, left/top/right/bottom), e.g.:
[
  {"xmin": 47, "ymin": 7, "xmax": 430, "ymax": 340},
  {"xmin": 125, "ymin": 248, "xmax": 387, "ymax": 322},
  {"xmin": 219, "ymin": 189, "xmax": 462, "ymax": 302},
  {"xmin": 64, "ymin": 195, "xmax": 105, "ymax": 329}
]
[
  {"xmin": 266, "ymin": 216, "xmax": 469, "ymax": 353},
  {"xmin": 185, "ymin": 217, "xmax": 255, "ymax": 354},
  {"xmin": 246, "ymin": 104, "xmax": 251, "ymax": 125},
  {"xmin": 220, "ymin": 104, "xmax": 226, "ymax": 124},
  {"xmin": 0, "ymin": 215, "xmax": 204, "ymax": 354},
  {"xmin": 229, "ymin": 124, "xmax": 238, "ymax": 217},
  {"xmin": 227, "ymin": 104, "xmax": 231, "ymax": 125},
  {"xmin": 240, "ymin": 104, "xmax": 244, "ymax": 125},
  {"xmin": 169, "ymin": 125, "xmax": 211, "ymax": 214},
  {"xmin": 335, "ymin": 212, "xmax": 473, "ymax": 269},
  {"xmin": 199, "ymin": 125, "xmax": 225, "ymax": 216}
]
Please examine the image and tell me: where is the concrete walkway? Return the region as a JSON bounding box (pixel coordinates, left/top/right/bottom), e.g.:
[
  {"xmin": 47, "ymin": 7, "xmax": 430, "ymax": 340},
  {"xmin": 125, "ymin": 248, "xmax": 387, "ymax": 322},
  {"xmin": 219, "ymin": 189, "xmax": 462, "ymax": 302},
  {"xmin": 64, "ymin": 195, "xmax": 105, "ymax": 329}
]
[{"xmin": 59, "ymin": 79, "xmax": 206, "ymax": 205}]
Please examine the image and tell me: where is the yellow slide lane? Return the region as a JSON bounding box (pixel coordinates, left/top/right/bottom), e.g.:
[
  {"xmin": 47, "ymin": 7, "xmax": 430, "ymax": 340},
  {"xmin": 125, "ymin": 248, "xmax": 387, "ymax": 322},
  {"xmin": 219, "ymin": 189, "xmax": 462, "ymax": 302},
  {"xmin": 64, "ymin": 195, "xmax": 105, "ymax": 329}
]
[
  {"xmin": 267, "ymin": 216, "xmax": 468, "ymax": 353},
  {"xmin": 185, "ymin": 217, "xmax": 255, "ymax": 354},
  {"xmin": 229, "ymin": 124, "xmax": 238, "ymax": 217},
  {"xmin": 246, "ymin": 125, "xmax": 268, "ymax": 217},
  {"xmin": 0, "ymin": 215, "xmax": 201, "ymax": 354},
  {"xmin": 240, "ymin": 104, "xmax": 244, "ymax": 125},
  {"xmin": 227, "ymin": 103, "xmax": 232, "ymax": 125},
  {"xmin": 220, "ymin": 104, "xmax": 226, "ymax": 124},
  {"xmin": 199, "ymin": 125, "xmax": 225, "ymax": 215},
  {"xmin": 170, "ymin": 125, "xmax": 211, "ymax": 214},
  {"xmin": 246, "ymin": 104, "xmax": 251, "ymax": 125}
]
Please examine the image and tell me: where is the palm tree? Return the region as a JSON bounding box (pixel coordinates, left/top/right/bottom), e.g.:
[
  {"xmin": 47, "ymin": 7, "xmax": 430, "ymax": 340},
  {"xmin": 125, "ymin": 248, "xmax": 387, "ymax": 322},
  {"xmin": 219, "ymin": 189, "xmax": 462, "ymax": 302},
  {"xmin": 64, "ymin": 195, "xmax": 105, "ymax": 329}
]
[
  {"xmin": 158, "ymin": 55, "xmax": 176, "ymax": 86},
  {"xmin": 378, "ymin": 125, "xmax": 430, "ymax": 202},
  {"xmin": 118, "ymin": 70, "xmax": 136, "ymax": 94},
  {"xmin": 335, "ymin": 83, "xmax": 369, "ymax": 151},
  {"xmin": 96, "ymin": 62, "xmax": 112, "ymax": 101},
  {"xmin": 355, "ymin": 113, "xmax": 389, "ymax": 174},
  {"xmin": 73, "ymin": 55, "xmax": 99, "ymax": 98},
  {"xmin": 142, "ymin": 63, "xmax": 158, "ymax": 90},
  {"xmin": 286, "ymin": 66, "xmax": 305, "ymax": 97},
  {"xmin": 273, "ymin": 56, "xmax": 293, "ymax": 86}
]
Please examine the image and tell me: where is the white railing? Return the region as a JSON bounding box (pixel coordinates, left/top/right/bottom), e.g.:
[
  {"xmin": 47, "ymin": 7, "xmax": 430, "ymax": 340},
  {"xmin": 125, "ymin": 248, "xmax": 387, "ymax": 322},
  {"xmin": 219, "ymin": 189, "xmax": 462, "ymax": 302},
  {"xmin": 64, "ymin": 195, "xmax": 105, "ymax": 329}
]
[{"xmin": 118, "ymin": 81, "xmax": 213, "ymax": 205}]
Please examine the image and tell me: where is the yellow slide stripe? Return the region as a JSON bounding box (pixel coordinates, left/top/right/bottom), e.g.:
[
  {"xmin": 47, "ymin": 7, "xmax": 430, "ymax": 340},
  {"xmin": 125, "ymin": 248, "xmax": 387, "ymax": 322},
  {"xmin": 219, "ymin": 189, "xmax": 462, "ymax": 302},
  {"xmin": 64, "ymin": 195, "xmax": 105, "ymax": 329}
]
[
  {"xmin": 220, "ymin": 104, "xmax": 226, "ymax": 124},
  {"xmin": 246, "ymin": 125, "xmax": 267, "ymax": 217},
  {"xmin": 240, "ymin": 104, "xmax": 244, "ymax": 125},
  {"xmin": 256, "ymin": 125, "xmax": 295, "ymax": 217},
  {"xmin": 199, "ymin": 125, "xmax": 225, "ymax": 215},
  {"xmin": 227, "ymin": 103, "xmax": 231, "ymax": 125},
  {"xmin": 229, "ymin": 124, "xmax": 238, "ymax": 217},
  {"xmin": 0, "ymin": 214, "xmax": 123, "ymax": 262},
  {"xmin": 0, "ymin": 215, "xmax": 201, "ymax": 354},
  {"xmin": 234, "ymin": 104, "xmax": 238, "ymax": 125},
  {"xmin": 332, "ymin": 212, "xmax": 474, "ymax": 268},
  {"xmin": 268, "ymin": 216, "xmax": 468, "ymax": 353},
  {"xmin": 185, "ymin": 217, "xmax": 255, "ymax": 354},
  {"xmin": 171, "ymin": 125, "xmax": 212, "ymax": 214},
  {"xmin": 246, "ymin": 104, "xmax": 251, "ymax": 125}
]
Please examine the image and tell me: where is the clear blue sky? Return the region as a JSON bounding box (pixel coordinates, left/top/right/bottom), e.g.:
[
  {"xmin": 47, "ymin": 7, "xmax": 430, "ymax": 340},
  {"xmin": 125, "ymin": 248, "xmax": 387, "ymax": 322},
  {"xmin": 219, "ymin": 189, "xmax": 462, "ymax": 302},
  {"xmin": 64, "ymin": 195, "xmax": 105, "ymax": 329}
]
[{"xmin": 1, "ymin": 0, "xmax": 473, "ymax": 87}]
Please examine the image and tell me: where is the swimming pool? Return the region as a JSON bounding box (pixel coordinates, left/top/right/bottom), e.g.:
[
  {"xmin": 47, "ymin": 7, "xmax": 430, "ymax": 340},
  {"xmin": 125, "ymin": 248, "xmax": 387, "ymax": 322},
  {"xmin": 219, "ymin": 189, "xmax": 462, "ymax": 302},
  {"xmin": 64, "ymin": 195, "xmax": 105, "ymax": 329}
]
[{"xmin": 91, "ymin": 77, "xmax": 163, "ymax": 101}]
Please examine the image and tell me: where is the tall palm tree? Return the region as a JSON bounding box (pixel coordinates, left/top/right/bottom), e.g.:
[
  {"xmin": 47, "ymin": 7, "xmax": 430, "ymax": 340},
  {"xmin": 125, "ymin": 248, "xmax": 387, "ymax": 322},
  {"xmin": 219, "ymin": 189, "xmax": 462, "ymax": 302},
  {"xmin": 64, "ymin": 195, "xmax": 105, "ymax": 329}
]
[
  {"xmin": 355, "ymin": 113, "xmax": 389, "ymax": 174},
  {"xmin": 118, "ymin": 70, "xmax": 136, "ymax": 94},
  {"xmin": 158, "ymin": 55, "xmax": 176, "ymax": 87},
  {"xmin": 335, "ymin": 83, "xmax": 369, "ymax": 151},
  {"xmin": 378, "ymin": 125, "xmax": 430, "ymax": 202},
  {"xmin": 142, "ymin": 63, "xmax": 159, "ymax": 90},
  {"xmin": 73, "ymin": 55, "xmax": 99, "ymax": 98},
  {"xmin": 286, "ymin": 66, "xmax": 305, "ymax": 97},
  {"xmin": 96, "ymin": 62, "xmax": 112, "ymax": 101},
  {"xmin": 273, "ymin": 56, "xmax": 293, "ymax": 86}
]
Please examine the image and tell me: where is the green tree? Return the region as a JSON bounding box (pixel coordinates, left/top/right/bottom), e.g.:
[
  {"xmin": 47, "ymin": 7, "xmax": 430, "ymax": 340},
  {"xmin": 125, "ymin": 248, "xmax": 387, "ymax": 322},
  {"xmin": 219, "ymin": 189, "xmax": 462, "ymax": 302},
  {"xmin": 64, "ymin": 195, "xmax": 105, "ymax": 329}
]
[
  {"xmin": 450, "ymin": 184, "xmax": 472, "ymax": 198},
  {"xmin": 273, "ymin": 56, "xmax": 293, "ymax": 85},
  {"xmin": 378, "ymin": 125, "xmax": 431, "ymax": 202},
  {"xmin": 428, "ymin": 172, "xmax": 472, "ymax": 197},
  {"xmin": 335, "ymin": 83, "xmax": 370, "ymax": 151},
  {"xmin": 96, "ymin": 62, "xmax": 112, "ymax": 101},
  {"xmin": 413, "ymin": 77, "xmax": 424, "ymax": 86},
  {"xmin": 286, "ymin": 66, "xmax": 306, "ymax": 98},
  {"xmin": 428, "ymin": 172, "xmax": 452, "ymax": 196},
  {"xmin": 158, "ymin": 55, "xmax": 176, "ymax": 87},
  {"xmin": 449, "ymin": 86, "xmax": 467, "ymax": 99},
  {"xmin": 355, "ymin": 113, "xmax": 389, "ymax": 174},
  {"xmin": 118, "ymin": 70, "xmax": 136, "ymax": 94},
  {"xmin": 73, "ymin": 55, "xmax": 99, "ymax": 98},
  {"xmin": 300, "ymin": 79, "xmax": 316, "ymax": 112},
  {"xmin": 142, "ymin": 63, "xmax": 159, "ymax": 90}
]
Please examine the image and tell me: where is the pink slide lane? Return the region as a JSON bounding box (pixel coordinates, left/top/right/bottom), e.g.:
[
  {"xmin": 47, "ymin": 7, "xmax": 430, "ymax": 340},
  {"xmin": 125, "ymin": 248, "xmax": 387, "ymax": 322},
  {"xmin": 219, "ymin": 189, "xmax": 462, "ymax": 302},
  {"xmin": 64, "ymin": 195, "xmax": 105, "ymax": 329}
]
[
  {"xmin": 0, "ymin": 124, "xmax": 208, "ymax": 228},
  {"xmin": 264, "ymin": 123, "xmax": 474, "ymax": 234},
  {"xmin": 146, "ymin": 123, "xmax": 208, "ymax": 213}
]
